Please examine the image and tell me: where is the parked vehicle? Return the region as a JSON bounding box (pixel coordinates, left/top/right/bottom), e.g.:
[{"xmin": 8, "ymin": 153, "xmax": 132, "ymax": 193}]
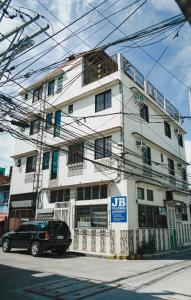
[{"xmin": 1, "ymin": 220, "xmax": 72, "ymax": 257}]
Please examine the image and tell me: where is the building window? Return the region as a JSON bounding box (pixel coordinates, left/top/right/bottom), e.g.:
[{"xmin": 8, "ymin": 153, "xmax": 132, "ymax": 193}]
[
  {"xmin": 51, "ymin": 150, "xmax": 59, "ymax": 180},
  {"xmin": 95, "ymin": 89, "xmax": 111, "ymax": 112},
  {"xmin": 147, "ymin": 189, "xmax": 153, "ymax": 201},
  {"xmin": 57, "ymin": 74, "xmax": 63, "ymax": 93},
  {"xmin": 76, "ymin": 184, "xmax": 107, "ymax": 200},
  {"xmin": 68, "ymin": 143, "xmax": 84, "ymax": 165},
  {"xmin": 24, "ymin": 93, "xmax": 28, "ymax": 100},
  {"xmin": 68, "ymin": 104, "xmax": 73, "ymax": 114},
  {"xmin": 30, "ymin": 119, "xmax": 40, "ymax": 135},
  {"xmin": 178, "ymin": 134, "xmax": 183, "ymax": 147},
  {"xmin": 33, "ymin": 87, "xmax": 42, "ymax": 103},
  {"xmin": 50, "ymin": 189, "xmax": 70, "ymax": 203},
  {"xmin": 182, "ymin": 204, "xmax": 188, "ymax": 221},
  {"xmin": 138, "ymin": 204, "xmax": 167, "ymax": 228},
  {"xmin": 166, "ymin": 191, "xmax": 173, "ymax": 201},
  {"xmin": 54, "ymin": 110, "xmax": 61, "ymax": 137},
  {"xmin": 168, "ymin": 158, "xmax": 175, "ymax": 176},
  {"xmin": 76, "ymin": 205, "xmax": 107, "ymax": 228},
  {"xmin": 26, "ymin": 155, "xmax": 37, "ymax": 173},
  {"xmin": 164, "ymin": 121, "xmax": 171, "ymax": 138},
  {"xmin": 161, "ymin": 154, "xmax": 163, "ymax": 162},
  {"xmin": 48, "ymin": 79, "xmax": 55, "ymax": 96},
  {"xmin": 45, "ymin": 113, "xmax": 53, "ymax": 130},
  {"xmin": 140, "ymin": 104, "xmax": 149, "ymax": 122},
  {"xmin": 137, "ymin": 187, "xmax": 144, "ymax": 200},
  {"xmin": 142, "ymin": 146, "xmax": 151, "ymax": 165},
  {"xmin": 42, "ymin": 152, "xmax": 50, "ymax": 170},
  {"xmin": 182, "ymin": 168, "xmax": 187, "ymax": 181},
  {"xmin": 95, "ymin": 136, "xmax": 112, "ymax": 159}
]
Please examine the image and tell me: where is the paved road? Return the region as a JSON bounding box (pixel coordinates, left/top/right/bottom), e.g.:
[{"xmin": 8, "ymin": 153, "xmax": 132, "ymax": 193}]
[{"xmin": 0, "ymin": 249, "xmax": 191, "ymax": 299}]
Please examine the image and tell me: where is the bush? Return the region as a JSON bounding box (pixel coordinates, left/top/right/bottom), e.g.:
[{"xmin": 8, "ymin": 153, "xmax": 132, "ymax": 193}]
[{"xmin": 137, "ymin": 235, "xmax": 156, "ymax": 255}]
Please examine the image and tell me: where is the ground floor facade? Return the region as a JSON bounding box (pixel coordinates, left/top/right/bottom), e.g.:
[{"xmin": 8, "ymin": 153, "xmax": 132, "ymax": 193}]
[
  {"xmin": 28, "ymin": 179, "xmax": 191, "ymax": 256},
  {"xmin": 8, "ymin": 178, "xmax": 191, "ymax": 255}
]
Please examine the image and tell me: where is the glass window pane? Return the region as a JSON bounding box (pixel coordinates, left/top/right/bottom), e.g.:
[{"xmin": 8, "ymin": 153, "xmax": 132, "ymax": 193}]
[
  {"xmin": 50, "ymin": 190, "xmax": 57, "ymax": 203},
  {"xmin": 77, "ymin": 187, "xmax": 84, "ymax": 200},
  {"xmin": 92, "ymin": 205, "xmax": 107, "ymax": 228},
  {"xmin": 95, "ymin": 93, "xmax": 104, "ymax": 112},
  {"xmin": 137, "ymin": 187, "xmax": 144, "ymax": 200},
  {"xmin": 92, "ymin": 185, "xmax": 99, "ymax": 199},
  {"xmin": 64, "ymin": 189, "xmax": 70, "ymax": 201},
  {"xmin": 48, "ymin": 80, "xmax": 55, "ymax": 96},
  {"xmin": 42, "ymin": 152, "xmax": 50, "ymax": 170},
  {"xmin": 104, "ymin": 90, "xmax": 111, "ymax": 109},
  {"xmin": 85, "ymin": 186, "xmax": 91, "ymax": 200},
  {"xmin": 45, "ymin": 113, "xmax": 53, "ymax": 130},
  {"xmin": 100, "ymin": 185, "xmax": 107, "ymax": 198},
  {"xmin": 147, "ymin": 189, "xmax": 153, "ymax": 201},
  {"xmin": 95, "ymin": 138, "xmax": 104, "ymax": 159},
  {"xmin": 76, "ymin": 206, "xmax": 91, "ymax": 228},
  {"xmin": 54, "ymin": 110, "xmax": 61, "ymax": 137},
  {"xmin": 105, "ymin": 136, "xmax": 112, "ymax": 157},
  {"xmin": 57, "ymin": 190, "xmax": 64, "ymax": 202},
  {"xmin": 51, "ymin": 150, "xmax": 59, "ymax": 179}
]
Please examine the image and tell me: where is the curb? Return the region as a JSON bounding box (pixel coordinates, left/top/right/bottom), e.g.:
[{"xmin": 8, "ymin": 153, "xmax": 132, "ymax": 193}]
[{"xmin": 69, "ymin": 247, "xmax": 191, "ymax": 260}]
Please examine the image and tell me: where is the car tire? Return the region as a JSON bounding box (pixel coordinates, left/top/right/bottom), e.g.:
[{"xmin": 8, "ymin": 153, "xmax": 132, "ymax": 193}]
[
  {"xmin": 2, "ymin": 239, "xmax": 11, "ymax": 253},
  {"xmin": 30, "ymin": 242, "xmax": 41, "ymax": 257}
]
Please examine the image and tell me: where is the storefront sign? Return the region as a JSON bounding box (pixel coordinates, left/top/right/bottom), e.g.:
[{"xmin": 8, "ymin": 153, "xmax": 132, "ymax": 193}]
[{"xmin": 111, "ymin": 196, "xmax": 127, "ymax": 222}]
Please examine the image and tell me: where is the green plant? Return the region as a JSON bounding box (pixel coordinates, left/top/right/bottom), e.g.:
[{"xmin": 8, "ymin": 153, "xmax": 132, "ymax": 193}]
[{"xmin": 137, "ymin": 235, "xmax": 156, "ymax": 255}]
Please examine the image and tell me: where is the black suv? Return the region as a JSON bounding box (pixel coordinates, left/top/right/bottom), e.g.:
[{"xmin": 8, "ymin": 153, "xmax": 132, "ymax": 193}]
[{"xmin": 2, "ymin": 220, "xmax": 72, "ymax": 257}]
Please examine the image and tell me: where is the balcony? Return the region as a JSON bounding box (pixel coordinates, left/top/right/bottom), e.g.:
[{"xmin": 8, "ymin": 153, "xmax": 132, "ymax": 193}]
[{"xmin": 122, "ymin": 56, "xmax": 182, "ymax": 124}]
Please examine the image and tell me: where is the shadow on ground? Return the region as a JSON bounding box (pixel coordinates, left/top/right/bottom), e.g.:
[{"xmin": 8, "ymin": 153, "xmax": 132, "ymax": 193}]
[{"xmin": 0, "ymin": 264, "xmax": 191, "ymax": 300}]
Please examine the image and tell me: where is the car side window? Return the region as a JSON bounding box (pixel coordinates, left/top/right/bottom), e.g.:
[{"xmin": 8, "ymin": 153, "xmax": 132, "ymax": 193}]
[
  {"xmin": 16, "ymin": 224, "xmax": 29, "ymax": 232},
  {"xmin": 28, "ymin": 224, "xmax": 37, "ymax": 231}
]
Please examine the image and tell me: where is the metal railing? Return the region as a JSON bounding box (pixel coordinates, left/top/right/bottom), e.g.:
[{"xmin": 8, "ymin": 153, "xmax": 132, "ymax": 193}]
[{"xmin": 122, "ymin": 56, "xmax": 182, "ymax": 123}]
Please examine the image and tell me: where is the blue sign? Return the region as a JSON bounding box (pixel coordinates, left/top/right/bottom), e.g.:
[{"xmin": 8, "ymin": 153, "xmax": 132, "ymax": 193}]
[{"xmin": 111, "ymin": 196, "xmax": 127, "ymax": 222}]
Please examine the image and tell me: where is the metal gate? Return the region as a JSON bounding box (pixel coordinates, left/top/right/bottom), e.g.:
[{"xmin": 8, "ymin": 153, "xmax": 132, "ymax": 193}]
[
  {"xmin": 54, "ymin": 202, "xmax": 70, "ymax": 226},
  {"xmin": 167, "ymin": 207, "xmax": 177, "ymax": 250}
]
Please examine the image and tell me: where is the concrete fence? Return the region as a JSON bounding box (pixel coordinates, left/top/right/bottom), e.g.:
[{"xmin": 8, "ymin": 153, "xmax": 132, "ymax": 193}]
[{"xmin": 71, "ymin": 225, "xmax": 191, "ymax": 256}]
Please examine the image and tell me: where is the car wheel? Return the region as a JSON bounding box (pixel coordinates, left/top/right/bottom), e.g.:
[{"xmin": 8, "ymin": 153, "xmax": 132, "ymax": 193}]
[
  {"xmin": 2, "ymin": 239, "xmax": 11, "ymax": 253},
  {"xmin": 30, "ymin": 242, "xmax": 41, "ymax": 257}
]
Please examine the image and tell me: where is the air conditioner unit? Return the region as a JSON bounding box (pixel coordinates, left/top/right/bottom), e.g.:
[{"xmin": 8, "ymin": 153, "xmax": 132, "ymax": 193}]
[
  {"xmin": 134, "ymin": 93, "xmax": 144, "ymax": 102},
  {"xmin": 174, "ymin": 128, "xmax": 181, "ymax": 136},
  {"xmin": 136, "ymin": 140, "xmax": 147, "ymax": 150},
  {"xmin": 16, "ymin": 158, "xmax": 21, "ymax": 167}
]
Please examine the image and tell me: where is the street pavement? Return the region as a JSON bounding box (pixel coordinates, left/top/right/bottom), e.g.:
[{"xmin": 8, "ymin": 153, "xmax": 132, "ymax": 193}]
[{"xmin": 0, "ymin": 249, "xmax": 191, "ymax": 299}]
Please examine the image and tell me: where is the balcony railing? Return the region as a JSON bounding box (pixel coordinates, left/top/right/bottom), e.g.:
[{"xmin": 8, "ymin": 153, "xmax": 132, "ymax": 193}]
[{"xmin": 122, "ymin": 56, "xmax": 182, "ymax": 124}]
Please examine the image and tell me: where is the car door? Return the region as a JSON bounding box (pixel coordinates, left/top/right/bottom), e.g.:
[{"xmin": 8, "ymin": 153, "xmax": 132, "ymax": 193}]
[
  {"xmin": 11, "ymin": 224, "xmax": 29, "ymax": 248},
  {"xmin": 26, "ymin": 223, "xmax": 38, "ymax": 248}
]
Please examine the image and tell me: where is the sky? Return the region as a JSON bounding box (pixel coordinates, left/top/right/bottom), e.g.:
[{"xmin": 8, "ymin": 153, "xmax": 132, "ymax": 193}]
[{"xmin": 0, "ymin": 0, "xmax": 190, "ymax": 177}]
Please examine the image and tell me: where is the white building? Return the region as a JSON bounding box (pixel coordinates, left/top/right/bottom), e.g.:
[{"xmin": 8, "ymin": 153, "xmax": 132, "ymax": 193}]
[{"xmin": 9, "ymin": 49, "xmax": 191, "ymax": 256}]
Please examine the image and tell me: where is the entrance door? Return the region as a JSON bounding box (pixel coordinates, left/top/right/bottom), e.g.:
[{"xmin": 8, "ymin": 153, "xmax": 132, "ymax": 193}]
[
  {"xmin": 167, "ymin": 207, "xmax": 177, "ymax": 250},
  {"xmin": 54, "ymin": 208, "xmax": 69, "ymax": 225}
]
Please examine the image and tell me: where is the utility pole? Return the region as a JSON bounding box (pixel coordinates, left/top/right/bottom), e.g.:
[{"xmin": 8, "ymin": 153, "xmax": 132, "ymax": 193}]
[
  {"xmin": 0, "ymin": 5, "xmax": 49, "ymax": 79},
  {"xmin": 175, "ymin": 0, "xmax": 191, "ymax": 25}
]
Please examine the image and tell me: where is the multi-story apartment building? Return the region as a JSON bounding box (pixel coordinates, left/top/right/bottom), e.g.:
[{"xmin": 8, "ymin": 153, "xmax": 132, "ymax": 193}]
[{"xmin": 9, "ymin": 49, "xmax": 191, "ymax": 256}]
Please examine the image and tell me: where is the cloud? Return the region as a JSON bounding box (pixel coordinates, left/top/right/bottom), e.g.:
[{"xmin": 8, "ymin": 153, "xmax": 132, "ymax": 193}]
[
  {"xmin": 150, "ymin": 0, "xmax": 180, "ymax": 14},
  {"xmin": 0, "ymin": 134, "xmax": 15, "ymax": 172}
]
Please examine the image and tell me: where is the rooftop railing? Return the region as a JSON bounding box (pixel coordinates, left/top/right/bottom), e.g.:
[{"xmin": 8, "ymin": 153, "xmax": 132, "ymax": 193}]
[{"xmin": 122, "ymin": 56, "xmax": 182, "ymax": 124}]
